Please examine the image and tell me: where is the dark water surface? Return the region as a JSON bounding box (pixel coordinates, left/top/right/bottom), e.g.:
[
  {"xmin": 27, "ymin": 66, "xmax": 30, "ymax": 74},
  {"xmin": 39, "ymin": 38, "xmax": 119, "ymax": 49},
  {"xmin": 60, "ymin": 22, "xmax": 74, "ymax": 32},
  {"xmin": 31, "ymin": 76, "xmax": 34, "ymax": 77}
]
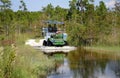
[{"xmin": 47, "ymin": 48, "xmax": 120, "ymax": 78}]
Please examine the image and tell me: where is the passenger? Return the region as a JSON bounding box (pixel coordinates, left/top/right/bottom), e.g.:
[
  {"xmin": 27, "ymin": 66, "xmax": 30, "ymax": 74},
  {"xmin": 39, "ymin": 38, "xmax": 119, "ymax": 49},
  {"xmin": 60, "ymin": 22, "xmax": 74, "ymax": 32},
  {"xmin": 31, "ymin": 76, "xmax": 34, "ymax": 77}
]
[
  {"xmin": 53, "ymin": 24, "xmax": 57, "ymax": 32},
  {"xmin": 48, "ymin": 24, "xmax": 52, "ymax": 32},
  {"xmin": 56, "ymin": 28, "xmax": 61, "ymax": 33}
]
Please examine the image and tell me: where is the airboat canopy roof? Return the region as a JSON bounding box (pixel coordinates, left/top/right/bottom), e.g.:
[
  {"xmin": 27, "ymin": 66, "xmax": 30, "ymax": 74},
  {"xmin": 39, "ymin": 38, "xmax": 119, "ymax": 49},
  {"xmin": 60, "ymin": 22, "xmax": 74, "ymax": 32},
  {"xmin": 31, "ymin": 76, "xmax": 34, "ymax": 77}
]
[{"xmin": 44, "ymin": 20, "xmax": 64, "ymax": 24}]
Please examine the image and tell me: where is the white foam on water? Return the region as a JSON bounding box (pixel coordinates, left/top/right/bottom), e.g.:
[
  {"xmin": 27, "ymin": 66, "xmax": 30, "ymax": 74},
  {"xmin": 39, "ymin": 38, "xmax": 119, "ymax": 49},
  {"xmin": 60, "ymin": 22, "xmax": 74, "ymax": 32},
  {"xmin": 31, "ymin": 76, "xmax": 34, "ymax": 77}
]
[
  {"xmin": 25, "ymin": 39, "xmax": 45, "ymax": 46},
  {"xmin": 25, "ymin": 39, "xmax": 76, "ymax": 52}
]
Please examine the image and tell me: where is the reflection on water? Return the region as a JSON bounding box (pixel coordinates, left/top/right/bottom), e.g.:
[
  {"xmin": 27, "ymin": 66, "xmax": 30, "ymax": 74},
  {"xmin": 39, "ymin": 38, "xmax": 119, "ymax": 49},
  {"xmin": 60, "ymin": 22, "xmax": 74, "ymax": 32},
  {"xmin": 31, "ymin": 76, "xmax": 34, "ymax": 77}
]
[
  {"xmin": 47, "ymin": 48, "xmax": 120, "ymax": 78},
  {"xmin": 47, "ymin": 58, "xmax": 73, "ymax": 78}
]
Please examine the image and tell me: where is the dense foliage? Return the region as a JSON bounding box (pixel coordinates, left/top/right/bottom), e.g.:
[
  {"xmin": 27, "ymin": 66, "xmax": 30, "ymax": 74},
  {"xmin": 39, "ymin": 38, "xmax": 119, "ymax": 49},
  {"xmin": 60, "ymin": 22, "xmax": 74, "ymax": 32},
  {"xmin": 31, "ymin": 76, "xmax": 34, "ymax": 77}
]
[{"xmin": 66, "ymin": 0, "xmax": 120, "ymax": 46}]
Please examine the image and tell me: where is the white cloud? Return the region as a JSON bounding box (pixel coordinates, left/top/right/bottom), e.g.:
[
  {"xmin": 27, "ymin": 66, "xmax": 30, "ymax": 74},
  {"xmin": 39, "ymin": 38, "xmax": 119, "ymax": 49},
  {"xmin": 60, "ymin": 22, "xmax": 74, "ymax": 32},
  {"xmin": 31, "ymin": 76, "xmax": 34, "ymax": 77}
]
[{"xmin": 105, "ymin": 0, "xmax": 116, "ymax": 8}]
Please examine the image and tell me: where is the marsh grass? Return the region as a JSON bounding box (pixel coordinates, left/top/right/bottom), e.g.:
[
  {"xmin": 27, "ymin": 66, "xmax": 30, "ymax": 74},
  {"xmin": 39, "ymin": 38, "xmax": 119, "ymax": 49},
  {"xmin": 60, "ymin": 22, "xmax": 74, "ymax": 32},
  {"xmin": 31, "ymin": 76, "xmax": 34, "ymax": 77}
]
[
  {"xmin": 15, "ymin": 33, "xmax": 33, "ymax": 45},
  {"xmin": 0, "ymin": 45, "xmax": 54, "ymax": 78},
  {"xmin": 84, "ymin": 46, "xmax": 120, "ymax": 55},
  {"xmin": 0, "ymin": 33, "xmax": 55, "ymax": 78},
  {"xmin": 0, "ymin": 46, "xmax": 16, "ymax": 78},
  {"xmin": 11, "ymin": 45, "xmax": 54, "ymax": 78}
]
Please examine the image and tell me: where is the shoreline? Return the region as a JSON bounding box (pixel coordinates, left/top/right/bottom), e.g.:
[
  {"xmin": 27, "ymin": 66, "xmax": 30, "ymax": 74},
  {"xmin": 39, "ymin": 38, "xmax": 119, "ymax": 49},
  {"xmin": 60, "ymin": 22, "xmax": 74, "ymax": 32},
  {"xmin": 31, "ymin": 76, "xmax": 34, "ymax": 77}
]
[{"xmin": 84, "ymin": 46, "xmax": 120, "ymax": 56}]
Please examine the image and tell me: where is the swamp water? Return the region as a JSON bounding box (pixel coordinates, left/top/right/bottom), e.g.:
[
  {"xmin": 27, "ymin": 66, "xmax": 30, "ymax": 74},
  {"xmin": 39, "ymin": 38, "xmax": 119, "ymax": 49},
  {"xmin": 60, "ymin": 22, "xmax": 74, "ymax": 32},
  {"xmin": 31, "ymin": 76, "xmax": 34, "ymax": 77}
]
[{"xmin": 47, "ymin": 48, "xmax": 120, "ymax": 78}]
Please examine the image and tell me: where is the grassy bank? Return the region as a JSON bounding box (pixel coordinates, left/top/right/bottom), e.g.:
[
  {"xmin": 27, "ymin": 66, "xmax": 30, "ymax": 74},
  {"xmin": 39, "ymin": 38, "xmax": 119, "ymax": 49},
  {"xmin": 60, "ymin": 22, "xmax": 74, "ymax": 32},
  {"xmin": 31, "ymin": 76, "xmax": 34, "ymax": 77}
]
[
  {"xmin": 0, "ymin": 45, "xmax": 54, "ymax": 78},
  {"xmin": 15, "ymin": 45, "xmax": 54, "ymax": 78},
  {"xmin": 84, "ymin": 46, "xmax": 120, "ymax": 55},
  {"xmin": 0, "ymin": 33, "xmax": 55, "ymax": 78}
]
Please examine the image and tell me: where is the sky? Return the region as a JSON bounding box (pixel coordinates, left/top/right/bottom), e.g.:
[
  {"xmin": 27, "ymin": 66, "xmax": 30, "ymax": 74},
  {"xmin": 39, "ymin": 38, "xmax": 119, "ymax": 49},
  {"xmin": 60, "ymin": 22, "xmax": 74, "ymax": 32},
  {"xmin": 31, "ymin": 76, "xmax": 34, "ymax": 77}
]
[{"xmin": 11, "ymin": 0, "xmax": 116, "ymax": 11}]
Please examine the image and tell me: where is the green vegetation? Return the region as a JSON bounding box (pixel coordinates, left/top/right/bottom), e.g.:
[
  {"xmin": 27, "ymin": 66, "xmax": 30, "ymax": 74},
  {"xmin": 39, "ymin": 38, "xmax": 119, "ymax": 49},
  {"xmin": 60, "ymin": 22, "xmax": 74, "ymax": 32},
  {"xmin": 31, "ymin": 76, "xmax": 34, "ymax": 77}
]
[
  {"xmin": 0, "ymin": 46, "xmax": 16, "ymax": 78},
  {"xmin": 14, "ymin": 45, "xmax": 54, "ymax": 78},
  {"xmin": 66, "ymin": 0, "xmax": 120, "ymax": 46},
  {"xmin": 84, "ymin": 46, "xmax": 120, "ymax": 55},
  {"xmin": 0, "ymin": 0, "xmax": 120, "ymax": 46},
  {"xmin": 0, "ymin": 45, "xmax": 54, "ymax": 78}
]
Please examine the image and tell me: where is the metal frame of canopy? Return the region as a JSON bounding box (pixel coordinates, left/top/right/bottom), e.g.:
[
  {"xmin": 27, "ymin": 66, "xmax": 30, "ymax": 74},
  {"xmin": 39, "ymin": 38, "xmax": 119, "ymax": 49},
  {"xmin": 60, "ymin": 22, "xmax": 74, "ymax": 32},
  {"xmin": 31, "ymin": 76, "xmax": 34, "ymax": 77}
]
[{"xmin": 44, "ymin": 20, "xmax": 64, "ymax": 25}]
